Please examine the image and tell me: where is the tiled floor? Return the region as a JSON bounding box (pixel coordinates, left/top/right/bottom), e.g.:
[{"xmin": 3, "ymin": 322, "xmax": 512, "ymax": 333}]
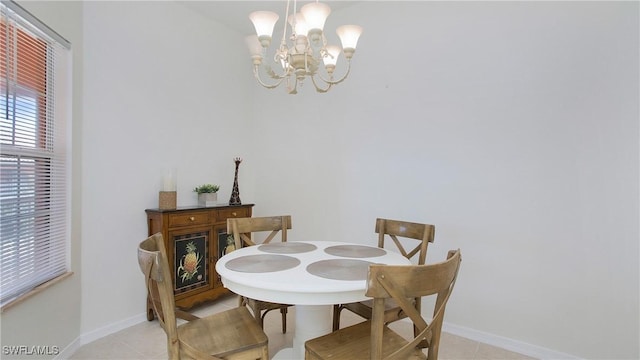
[{"xmin": 70, "ymin": 295, "xmax": 536, "ymax": 360}]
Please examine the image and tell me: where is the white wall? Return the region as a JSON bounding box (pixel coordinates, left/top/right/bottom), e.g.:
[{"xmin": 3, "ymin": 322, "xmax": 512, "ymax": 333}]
[
  {"xmin": 250, "ymin": 2, "xmax": 639, "ymax": 359},
  {"xmin": 80, "ymin": 1, "xmax": 256, "ymax": 334}
]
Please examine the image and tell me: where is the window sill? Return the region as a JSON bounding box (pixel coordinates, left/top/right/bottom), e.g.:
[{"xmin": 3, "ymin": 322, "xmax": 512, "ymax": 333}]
[{"xmin": 1, "ymin": 272, "xmax": 74, "ymax": 313}]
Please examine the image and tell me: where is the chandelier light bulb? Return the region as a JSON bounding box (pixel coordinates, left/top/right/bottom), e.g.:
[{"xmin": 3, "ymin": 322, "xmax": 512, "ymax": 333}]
[{"xmin": 249, "ymin": 11, "xmax": 279, "ymax": 47}]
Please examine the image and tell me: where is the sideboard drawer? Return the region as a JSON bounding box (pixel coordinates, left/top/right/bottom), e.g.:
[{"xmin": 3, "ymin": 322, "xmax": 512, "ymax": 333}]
[
  {"xmin": 217, "ymin": 208, "xmax": 249, "ymax": 220},
  {"xmin": 168, "ymin": 212, "xmax": 210, "ymax": 227}
]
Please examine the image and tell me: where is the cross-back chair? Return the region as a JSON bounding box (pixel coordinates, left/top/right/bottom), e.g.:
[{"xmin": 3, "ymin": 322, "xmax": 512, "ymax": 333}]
[
  {"xmin": 333, "ymin": 218, "xmax": 436, "ymax": 331},
  {"xmin": 227, "ymin": 215, "xmax": 293, "ymax": 333},
  {"xmin": 306, "ymin": 249, "xmax": 461, "ymax": 360},
  {"xmin": 137, "ymin": 233, "xmax": 269, "ymax": 360}
]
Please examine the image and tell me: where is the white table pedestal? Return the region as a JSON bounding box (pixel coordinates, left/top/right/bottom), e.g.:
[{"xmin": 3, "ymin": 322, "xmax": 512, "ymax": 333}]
[{"xmin": 273, "ymin": 305, "xmax": 332, "ymax": 360}]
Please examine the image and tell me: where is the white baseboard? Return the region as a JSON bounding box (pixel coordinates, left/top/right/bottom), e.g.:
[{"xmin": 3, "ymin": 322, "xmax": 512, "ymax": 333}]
[
  {"xmin": 79, "ymin": 312, "xmax": 148, "ymax": 346},
  {"xmin": 55, "ymin": 337, "xmax": 81, "ymax": 360},
  {"xmin": 442, "ymin": 322, "xmax": 581, "ymax": 360},
  {"xmin": 54, "ymin": 313, "xmax": 148, "ymax": 359}
]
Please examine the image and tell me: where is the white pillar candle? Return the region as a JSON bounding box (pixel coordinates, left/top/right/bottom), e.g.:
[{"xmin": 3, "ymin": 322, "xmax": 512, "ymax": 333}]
[{"xmin": 162, "ymin": 168, "xmax": 176, "ymax": 191}]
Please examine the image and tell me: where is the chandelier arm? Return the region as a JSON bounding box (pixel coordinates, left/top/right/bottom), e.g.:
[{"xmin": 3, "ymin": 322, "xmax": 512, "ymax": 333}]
[
  {"xmin": 253, "ymin": 65, "xmax": 287, "ymax": 89},
  {"xmin": 309, "ymin": 74, "xmax": 332, "ymax": 93},
  {"xmin": 317, "ymin": 59, "xmax": 352, "ymax": 85},
  {"xmin": 265, "ymin": 64, "xmax": 290, "ymax": 80}
]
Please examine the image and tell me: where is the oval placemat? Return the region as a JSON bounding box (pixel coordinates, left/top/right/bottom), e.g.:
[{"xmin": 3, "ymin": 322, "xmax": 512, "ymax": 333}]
[
  {"xmin": 258, "ymin": 242, "xmax": 317, "ymax": 254},
  {"xmin": 307, "ymin": 259, "xmax": 375, "ymax": 281},
  {"xmin": 225, "ymin": 254, "xmax": 300, "ymax": 273},
  {"xmin": 324, "ymin": 245, "xmax": 386, "ymax": 258}
]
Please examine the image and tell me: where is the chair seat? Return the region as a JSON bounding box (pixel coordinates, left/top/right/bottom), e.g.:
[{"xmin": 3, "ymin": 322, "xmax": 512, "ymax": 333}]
[
  {"xmin": 177, "ymin": 306, "xmax": 268, "ymax": 358},
  {"xmin": 305, "ymin": 321, "xmax": 426, "ymax": 360}
]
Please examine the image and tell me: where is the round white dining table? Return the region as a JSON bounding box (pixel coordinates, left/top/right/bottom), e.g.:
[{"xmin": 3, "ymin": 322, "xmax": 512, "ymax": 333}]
[{"xmin": 215, "ymin": 241, "xmax": 411, "ymax": 360}]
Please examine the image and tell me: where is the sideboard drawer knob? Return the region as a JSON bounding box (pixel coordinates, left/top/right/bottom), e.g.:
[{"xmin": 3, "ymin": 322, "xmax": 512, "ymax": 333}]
[
  {"xmin": 189, "ymin": 216, "xmax": 195, "ymax": 221},
  {"xmin": 232, "ymin": 212, "xmax": 237, "ymax": 217}
]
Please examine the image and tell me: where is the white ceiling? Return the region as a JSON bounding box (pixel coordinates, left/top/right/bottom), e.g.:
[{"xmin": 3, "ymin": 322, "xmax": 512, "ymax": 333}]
[{"xmin": 177, "ymin": 1, "xmax": 361, "ymax": 36}]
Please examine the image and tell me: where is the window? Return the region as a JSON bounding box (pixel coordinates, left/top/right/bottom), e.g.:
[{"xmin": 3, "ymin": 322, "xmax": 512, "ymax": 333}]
[{"xmin": 0, "ymin": 1, "xmax": 71, "ymax": 308}]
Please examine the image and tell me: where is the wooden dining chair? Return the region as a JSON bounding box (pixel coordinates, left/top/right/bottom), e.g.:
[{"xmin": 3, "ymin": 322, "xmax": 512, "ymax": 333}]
[
  {"xmin": 332, "ymin": 218, "xmax": 436, "ymax": 331},
  {"xmin": 306, "ymin": 249, "xmax": 461, "ymax": 360},
  {"xmin": 227, "ymin": 215, "xmax": 293, "ymax": 333},
  {"xmin": 137, "ymin": 233, "xmax": 269, "ymax": 360}
]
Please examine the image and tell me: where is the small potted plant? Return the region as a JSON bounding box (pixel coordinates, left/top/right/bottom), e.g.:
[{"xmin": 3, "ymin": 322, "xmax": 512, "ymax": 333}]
[{"xmin": 194, "ymin": 184, "xmax": 220, "ymax": 207}]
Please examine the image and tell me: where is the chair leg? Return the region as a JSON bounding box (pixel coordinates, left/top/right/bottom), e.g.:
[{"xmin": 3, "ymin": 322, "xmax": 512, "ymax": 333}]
[
  {"xmin": 332, "ymin": 304, "xmax": 343, "ymax": 331},
  {"xmin": 280, "ymin": 307, "xmax": 287, "ymax": 334},
  {"xmin": 250, "ymin": 302, "xmax": 264, "ymax": 328}
]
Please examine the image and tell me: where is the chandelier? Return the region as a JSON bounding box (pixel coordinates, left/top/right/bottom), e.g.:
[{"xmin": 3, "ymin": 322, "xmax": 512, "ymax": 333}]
[{"xmin": 246, "ymin": 0, "xmax": 363, "ymax": 94}]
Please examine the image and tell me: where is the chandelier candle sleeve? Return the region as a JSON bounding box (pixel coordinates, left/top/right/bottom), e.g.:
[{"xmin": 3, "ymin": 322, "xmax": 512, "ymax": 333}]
[{"xmin": 246, "ymin": 0, "xmax": 362, "ymax": 94}]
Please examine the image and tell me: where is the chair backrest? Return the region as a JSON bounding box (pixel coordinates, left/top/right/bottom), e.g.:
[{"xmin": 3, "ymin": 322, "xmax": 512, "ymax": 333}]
[
  {"xmin": 366, "ymin": 249, "xmax": 461, "ymax": 360},
  {"xmin": 137, "ymin": 233, "xmax": 180, "ymax": 359},
  {"xmin": 227, "ymin": 215, "xmax": 292, "ymax": 248},
  {"xmin": 375, "ymin": 218, "xmax": 435, "ymax": 265}
]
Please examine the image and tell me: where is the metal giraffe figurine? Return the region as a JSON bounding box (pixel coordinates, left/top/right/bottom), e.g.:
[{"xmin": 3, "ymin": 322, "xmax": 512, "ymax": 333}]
[{"xmin": 229, "ymin": 157, "xmax": 242, "ymax": 205}]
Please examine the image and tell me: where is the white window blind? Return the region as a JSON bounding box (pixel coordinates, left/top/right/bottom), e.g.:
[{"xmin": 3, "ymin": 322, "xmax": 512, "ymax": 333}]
[{"xmin": 0, "ymin": 1, "xmax": 70, "ymax": 307}]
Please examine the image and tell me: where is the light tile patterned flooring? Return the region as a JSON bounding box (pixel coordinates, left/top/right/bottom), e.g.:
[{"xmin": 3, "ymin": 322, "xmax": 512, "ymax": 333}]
[{"xmin": 70, "ymin": 295, "xmax": 536, "ymax": 360}]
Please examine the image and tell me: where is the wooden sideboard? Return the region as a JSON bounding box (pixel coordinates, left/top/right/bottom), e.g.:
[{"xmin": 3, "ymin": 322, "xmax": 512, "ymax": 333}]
[{"xmin": 145, "ymin": 204, "xmax": 254, "ymax": 320}]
